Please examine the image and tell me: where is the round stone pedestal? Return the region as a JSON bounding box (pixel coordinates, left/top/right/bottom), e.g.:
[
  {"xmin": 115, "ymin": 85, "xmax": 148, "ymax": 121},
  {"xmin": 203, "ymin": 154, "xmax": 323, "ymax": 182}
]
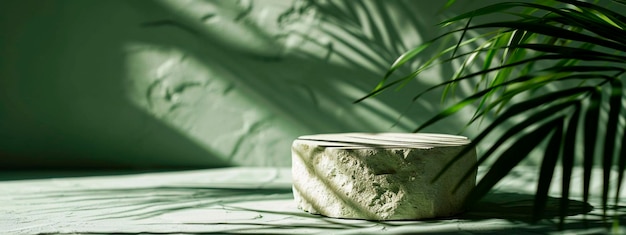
[{"xmin": 291, "ymin": 133, "xmax": 476, "ymax": 220}]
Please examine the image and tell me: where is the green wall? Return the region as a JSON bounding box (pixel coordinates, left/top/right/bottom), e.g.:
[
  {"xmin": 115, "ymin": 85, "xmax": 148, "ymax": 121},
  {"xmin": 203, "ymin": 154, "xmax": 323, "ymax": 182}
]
[{"xmin": 1, "ymin": 0, "xmax": 490, "ymax": 169}]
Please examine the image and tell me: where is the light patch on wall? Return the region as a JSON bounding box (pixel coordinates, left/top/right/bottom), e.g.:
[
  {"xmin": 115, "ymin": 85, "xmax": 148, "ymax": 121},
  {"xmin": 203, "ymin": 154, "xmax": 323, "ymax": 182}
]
[
  {"xmin": 123, "ymin": 42, "xmax": 299, "ymax": 166},
  {"xmin": 117, "ymin": 0, "xmax": 492, "ymax": 167}
]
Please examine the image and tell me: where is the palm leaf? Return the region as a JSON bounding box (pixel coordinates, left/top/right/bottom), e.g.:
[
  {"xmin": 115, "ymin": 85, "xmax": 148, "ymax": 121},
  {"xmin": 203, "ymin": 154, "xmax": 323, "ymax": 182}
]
[
  {"xmin": 451, "ymin": 100, "xmax": 579, "ymax": 193},
  {"xmin": 616, "ymin": 114, "xmax": 626, "ymax": 206},
  {"xmin": 602, "ymin": 79, "xmax": 623, "ymax": 214},
  {"xmin": 360, "ymin": 0, "xmax": 626, "ymax": 225},
  {"xmin": 431, "ymin": 87, "xmax": 591, "ymax": 187},
  {"xmin": 462, "ymin": 21, "xmax": 626, "ymax": 51},
  {"xmin": 559, "ymin": 102, "xmax": 581, "ymax": 228},
  {"xmin": 534, "ymin": 117, "xmax": 564, "ymax": 221},
  {"xmin": 466, "ymin": 117, "xmax": 565, "ymax": 206},
  {"xmin": 582, "ymin": 88, "xmax": 601, "ymax": 210}
]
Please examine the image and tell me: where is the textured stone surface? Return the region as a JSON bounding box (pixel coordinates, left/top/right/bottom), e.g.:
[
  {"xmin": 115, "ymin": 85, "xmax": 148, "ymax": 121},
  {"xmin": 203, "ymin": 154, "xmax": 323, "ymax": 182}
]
[{"xmin": 292, "ymin": 133, "xmax": 477, "ymax": 220}]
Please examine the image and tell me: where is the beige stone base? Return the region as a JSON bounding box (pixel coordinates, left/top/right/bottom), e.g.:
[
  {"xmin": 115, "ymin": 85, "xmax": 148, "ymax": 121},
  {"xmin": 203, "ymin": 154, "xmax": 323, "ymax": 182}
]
[{"xmin": 292, "ymin": 133, "xmax": 476, "ymax": 220}]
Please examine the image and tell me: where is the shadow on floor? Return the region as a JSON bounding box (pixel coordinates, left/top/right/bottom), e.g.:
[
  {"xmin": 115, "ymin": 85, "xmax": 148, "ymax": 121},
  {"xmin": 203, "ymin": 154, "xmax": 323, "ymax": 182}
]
[
  {"xmin": 460, "ymin": 192, "xmax": 594, "ymax": 221},
  {"xmin": 8, "ymin": 178, "xmax": 622, "ymax": 234}
]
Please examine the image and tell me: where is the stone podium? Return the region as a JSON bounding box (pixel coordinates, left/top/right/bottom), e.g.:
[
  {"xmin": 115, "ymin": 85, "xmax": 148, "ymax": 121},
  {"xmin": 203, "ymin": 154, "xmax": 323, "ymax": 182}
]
[{"xmin": 292, "ymin": 133, "xmax": 476, "ymax": 220}]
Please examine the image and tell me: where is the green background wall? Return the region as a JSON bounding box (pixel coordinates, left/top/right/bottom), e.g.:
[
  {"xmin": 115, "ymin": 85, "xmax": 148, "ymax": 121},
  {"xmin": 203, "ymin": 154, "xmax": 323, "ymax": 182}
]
[{"xmin": 1, "ymin": 0, "xmax": 492, "ymax": 169}]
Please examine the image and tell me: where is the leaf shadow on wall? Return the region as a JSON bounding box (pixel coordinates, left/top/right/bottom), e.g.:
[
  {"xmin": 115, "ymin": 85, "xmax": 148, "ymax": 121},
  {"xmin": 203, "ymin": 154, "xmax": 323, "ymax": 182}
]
[
  {"xmin": 0, "ymin": 0, "xmax": 507, "ymax": 169},
  {"xmin": 121, "ymin": 0, "xmax": 499, "ymax": 167}
]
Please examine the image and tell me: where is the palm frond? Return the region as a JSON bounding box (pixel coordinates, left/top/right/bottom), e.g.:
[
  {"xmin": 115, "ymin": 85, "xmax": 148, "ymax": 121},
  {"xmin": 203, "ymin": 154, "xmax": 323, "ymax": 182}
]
[
  {"xmin": 359, "ymin": 0, "xmax": 626, "ymax": 224},
  {"xmin": 467, "ymin": 117, "xmax": 565, "ymax": 205}
]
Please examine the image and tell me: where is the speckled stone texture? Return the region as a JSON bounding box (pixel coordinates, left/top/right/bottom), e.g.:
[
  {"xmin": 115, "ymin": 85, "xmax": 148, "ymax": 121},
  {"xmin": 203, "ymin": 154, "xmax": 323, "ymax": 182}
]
[{"xmin": 292, "ymin": 133, "xmax": 477, "ymax": 220}]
